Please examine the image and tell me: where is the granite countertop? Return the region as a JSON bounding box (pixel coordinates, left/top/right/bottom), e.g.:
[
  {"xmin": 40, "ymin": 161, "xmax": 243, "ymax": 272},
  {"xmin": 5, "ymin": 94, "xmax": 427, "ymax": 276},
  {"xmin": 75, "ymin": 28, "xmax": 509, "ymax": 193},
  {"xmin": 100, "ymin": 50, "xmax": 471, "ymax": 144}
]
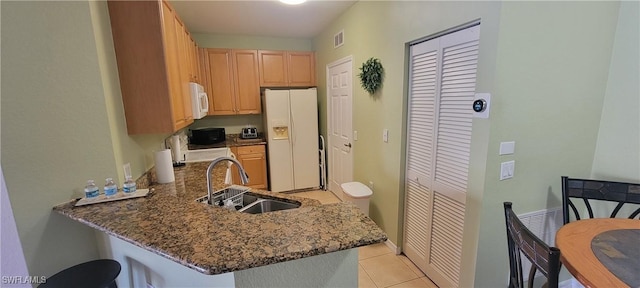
[
  {"xmin": 188, "ymin": 134, "xmax": 267, "ymax": 150},
  {"xmin": 53, "ymin": 162, "xmax": 387, "ymax": 275}
]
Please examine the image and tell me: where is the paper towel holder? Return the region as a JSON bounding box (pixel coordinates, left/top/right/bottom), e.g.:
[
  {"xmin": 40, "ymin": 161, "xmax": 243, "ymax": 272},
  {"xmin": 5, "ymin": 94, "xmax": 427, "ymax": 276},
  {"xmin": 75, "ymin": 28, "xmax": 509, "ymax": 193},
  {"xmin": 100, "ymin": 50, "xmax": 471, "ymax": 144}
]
[{"xmin": 170, "ymin": 135, "xmax": 186, "ymax": 167}]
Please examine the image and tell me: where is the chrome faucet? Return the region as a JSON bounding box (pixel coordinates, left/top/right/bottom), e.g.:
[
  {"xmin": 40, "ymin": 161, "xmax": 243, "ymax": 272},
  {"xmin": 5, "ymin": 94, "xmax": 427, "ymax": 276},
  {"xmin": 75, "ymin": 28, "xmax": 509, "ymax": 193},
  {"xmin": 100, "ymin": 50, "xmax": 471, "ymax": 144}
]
[{"xmin": 206, "ymin": 156, "xmax": 249, "ymax": 204}]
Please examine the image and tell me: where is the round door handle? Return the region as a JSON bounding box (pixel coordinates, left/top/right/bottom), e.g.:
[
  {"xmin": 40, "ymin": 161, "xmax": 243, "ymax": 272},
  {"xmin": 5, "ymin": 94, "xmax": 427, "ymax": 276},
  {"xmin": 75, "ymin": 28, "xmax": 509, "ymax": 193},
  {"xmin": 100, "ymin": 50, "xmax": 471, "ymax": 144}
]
[{"xmin": 344, "ymin": 143, "xmax": 352, "ymax": 148}]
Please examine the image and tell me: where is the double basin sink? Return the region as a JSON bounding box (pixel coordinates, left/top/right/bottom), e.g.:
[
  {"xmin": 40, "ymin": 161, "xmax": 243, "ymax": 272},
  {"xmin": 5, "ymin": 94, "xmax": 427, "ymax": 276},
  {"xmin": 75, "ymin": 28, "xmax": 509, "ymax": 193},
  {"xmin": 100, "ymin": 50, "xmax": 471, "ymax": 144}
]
[{"xmin": 196, "ymin": 186, "xmax": 300, "ymax": 214}]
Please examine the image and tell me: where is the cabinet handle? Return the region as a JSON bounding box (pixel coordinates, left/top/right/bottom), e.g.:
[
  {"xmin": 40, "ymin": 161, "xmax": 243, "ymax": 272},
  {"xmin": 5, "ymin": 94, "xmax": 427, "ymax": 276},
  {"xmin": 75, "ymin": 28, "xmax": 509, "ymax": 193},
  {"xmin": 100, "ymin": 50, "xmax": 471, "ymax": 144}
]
[{"xmin": 344, "ymin": 143, "xmax": 352, "ymax": 148}]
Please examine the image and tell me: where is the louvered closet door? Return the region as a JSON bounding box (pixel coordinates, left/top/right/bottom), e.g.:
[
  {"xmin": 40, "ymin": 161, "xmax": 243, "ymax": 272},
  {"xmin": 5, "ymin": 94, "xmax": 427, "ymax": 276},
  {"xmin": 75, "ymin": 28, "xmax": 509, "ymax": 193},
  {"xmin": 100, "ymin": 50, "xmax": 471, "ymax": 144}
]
[{"xmin": 404, "ymin": 25, "xmax": 480, "ymax": 288}]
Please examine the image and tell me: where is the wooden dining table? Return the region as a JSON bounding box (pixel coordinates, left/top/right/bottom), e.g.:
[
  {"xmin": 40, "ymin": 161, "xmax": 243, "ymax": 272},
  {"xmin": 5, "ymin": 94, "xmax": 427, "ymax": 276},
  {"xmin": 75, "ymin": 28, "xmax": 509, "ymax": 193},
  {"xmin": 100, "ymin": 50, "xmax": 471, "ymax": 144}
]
[{"xmin": 556, "ymin": 218, "xmax": 640, "ymax": 288}]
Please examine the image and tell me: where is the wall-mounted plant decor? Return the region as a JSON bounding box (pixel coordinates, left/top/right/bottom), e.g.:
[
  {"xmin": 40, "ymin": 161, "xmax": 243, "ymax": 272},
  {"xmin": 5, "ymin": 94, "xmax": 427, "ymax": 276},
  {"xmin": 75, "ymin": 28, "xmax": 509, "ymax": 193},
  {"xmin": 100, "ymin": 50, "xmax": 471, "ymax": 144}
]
[{"xmin": 358, "ymin": 58, "xmax": 384, "ymax": 95}]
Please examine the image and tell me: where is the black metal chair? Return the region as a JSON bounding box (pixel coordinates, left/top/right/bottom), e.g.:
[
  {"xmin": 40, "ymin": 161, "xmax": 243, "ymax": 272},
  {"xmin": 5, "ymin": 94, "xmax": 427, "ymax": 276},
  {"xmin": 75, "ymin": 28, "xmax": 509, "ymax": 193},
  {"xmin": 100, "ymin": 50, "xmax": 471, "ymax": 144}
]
[
  {"xmin": 504, "ymin": 202, "xmax": 561, "ymax": 288},
  {"xmin": 38, "ymin": 259, "xmax": 120, "ymax": 288},
  {"xmin": 561, "ymin": 176, "xmax": 640, "ymax": 224}
]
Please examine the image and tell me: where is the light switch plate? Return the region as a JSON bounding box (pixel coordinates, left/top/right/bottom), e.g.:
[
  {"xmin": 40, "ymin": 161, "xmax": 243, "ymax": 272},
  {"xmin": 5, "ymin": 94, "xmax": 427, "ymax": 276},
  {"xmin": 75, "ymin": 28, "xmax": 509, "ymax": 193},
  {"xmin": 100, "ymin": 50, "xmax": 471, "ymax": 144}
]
[
  {"xmin": 500, "ymin": 141, "xmax": 515, "ymax": 155},
  {"xmin": 353, "ymin": 130, "xmax": 358, "ymax": 141},
  {"xmin": 500, "ymin": 160, "xmax": 515, "ymax": 180},
  {"xmin": 383, "ymin": 129, "xmax": 389, "ymax": 143}
]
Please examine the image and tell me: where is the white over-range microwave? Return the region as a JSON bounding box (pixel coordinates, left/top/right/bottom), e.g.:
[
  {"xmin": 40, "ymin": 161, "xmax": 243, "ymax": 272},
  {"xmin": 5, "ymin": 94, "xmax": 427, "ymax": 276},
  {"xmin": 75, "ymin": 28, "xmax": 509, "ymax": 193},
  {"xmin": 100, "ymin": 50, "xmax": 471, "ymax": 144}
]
[{"xmin": 190, "ymin": 82, "xmax": 209, "ymax": 119}]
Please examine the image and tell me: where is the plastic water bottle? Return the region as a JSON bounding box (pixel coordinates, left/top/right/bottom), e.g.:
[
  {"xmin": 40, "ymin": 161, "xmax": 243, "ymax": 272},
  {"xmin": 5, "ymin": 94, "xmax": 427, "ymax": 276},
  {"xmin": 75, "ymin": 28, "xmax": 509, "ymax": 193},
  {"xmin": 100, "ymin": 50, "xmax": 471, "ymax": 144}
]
[
  {"xmin": 123, "ymin": 177, "xmax": 136, "ymax": 193},
  {"xmin": 104, "ymin": 178, "xmax": 118, "ymax": 198},
  {"xmin": 84, "ymin": 180, "xmax": 99, "ymax": 198}
]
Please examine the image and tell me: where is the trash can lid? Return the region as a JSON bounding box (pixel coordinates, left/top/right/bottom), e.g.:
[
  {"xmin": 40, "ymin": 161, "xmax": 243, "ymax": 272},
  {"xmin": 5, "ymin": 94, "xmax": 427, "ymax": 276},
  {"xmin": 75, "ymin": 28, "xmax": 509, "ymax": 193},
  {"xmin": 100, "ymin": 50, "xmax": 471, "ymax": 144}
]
[{"xmin": 340, "ymin": 182, "xmax": 373, "ymax": 198}]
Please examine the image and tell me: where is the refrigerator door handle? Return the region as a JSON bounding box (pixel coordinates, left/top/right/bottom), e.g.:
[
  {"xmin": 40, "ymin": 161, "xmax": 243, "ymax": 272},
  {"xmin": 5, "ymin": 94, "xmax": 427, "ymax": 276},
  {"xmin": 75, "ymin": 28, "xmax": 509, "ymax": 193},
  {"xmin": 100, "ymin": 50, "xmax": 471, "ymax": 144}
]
[{"xmin": 289, "ymin": 94, "xmax": 295, "ymax": 146}]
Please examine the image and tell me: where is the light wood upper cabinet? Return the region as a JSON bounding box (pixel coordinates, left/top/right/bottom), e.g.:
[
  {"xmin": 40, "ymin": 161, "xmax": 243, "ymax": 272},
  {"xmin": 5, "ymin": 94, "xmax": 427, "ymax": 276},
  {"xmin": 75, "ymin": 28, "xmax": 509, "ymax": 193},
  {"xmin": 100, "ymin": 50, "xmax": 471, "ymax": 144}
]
[
  {"xmin": 232, "ymin": 50, "xmax": 261, "ymax": 114},
  {"xmin": 288, "ymin": 51, "xmax": 316, "ymax": 87},
  {"xmin": 258, "ymin": 50, "xmax": 315, "ymax": 87},
  {"xmin": 198, "ymin": 47, "xmax": 210, "ymax": 106},
  {"xmin": 258, "ymin": 51, "xmax": 288, "ymax": 87},
  {"xmin": 190, "ymin": 37, "xmax": 199, "ymax": 83},
  {"xmin": 174, "ymin": 15, "xmax": 193, "ymax": 124},
  {"xmin": 231, "ymin": 145, "xmax": 268, "ymax": 189},
  {"xmin": 204, "ymin": 49, "xmax": 260, "ymax": 115},
  {"xmin": 205, "ymin": 49, "xmax": 235, "ymax": 115},
  {"xmin": 107, "ymin": 0, "xmax": 193, "ymax": 134}
]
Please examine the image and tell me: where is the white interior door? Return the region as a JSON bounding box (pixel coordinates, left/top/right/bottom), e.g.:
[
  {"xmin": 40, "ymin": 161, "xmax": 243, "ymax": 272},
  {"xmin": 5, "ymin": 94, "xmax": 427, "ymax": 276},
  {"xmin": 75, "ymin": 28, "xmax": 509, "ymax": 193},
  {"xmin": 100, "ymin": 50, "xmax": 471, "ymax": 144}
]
[
  {"xmin": 326, "ymin": 57, "xmax": 353, "ymax": 199},
  {"xmin": 403, "ymin": 24, "xmax": 480, "ymax": 288}
]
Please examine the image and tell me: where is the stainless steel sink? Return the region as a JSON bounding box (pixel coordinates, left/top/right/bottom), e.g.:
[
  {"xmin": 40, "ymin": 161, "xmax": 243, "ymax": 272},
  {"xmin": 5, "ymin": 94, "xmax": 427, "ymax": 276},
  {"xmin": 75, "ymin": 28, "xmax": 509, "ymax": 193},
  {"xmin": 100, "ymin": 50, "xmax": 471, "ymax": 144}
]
[
  {"xmin": 237, "ymin": 199, "xmax": 301, "ymax": 214},
  {"xmin": 195, "ymin": 187, "xmax": 300, "ymax": 214}
]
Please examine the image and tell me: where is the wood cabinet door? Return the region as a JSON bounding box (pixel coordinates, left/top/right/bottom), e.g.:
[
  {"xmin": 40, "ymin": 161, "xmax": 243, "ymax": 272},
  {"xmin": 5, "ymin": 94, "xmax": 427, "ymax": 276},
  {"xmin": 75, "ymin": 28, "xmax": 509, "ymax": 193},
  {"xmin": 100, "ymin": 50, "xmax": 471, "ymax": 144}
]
[
  {"xmin": 288, "ymin": 51, "xmax": 315, "ymax": 87},
  {"xmin": 258, "ymin": 50, "xmax": 288, "ymax": 87},
  {"xmin": 198, "ymin": 47, "xmax": 210, "ymax": 97},
  {"xmin": 232, "ymin": 50, "xmax": 261, "ymax": 114},
  {"xmin": 161, "ymin": 1, "xmax": 187, "ymax": 130},
  {"xmin": 236, "ymin": 145, "xmax": 267, "ymax": 189},
  {"xmin": 174, "ymin": 16, "xmax": 193, "ymax": 126},
  {"xmin": 206, "ymin": 49, "xmax": 236, "ymax": 115},
  {"xmin": 188, "ymin": 36, "xmax": 197, "ymax": 83}
]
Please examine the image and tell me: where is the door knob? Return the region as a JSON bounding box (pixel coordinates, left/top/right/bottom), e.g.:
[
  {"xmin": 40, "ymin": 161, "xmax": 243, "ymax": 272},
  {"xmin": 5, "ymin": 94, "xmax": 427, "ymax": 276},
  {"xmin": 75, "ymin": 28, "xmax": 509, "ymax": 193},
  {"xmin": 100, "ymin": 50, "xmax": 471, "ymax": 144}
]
[{"xmin": 344, "ymin": 143, "xmax": 352, "ymax": 148}]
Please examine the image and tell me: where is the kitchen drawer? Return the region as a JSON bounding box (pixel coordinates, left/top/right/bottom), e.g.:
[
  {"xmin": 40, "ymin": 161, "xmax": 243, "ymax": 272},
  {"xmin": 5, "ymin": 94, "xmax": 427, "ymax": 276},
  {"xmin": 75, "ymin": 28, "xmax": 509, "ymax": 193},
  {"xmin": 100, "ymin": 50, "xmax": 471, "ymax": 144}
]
[{"xmin": 236, "ymin": 145, "xmax": 265, "ymax": 155}]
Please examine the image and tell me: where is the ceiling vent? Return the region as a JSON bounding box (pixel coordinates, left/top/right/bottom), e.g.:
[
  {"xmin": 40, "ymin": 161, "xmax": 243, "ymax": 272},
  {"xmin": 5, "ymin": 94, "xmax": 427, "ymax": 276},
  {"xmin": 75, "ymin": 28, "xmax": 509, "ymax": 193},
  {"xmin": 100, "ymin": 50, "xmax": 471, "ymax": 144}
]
[{"xmin": 334, "ymin": 30, "xmax": 344, "ymax": 48}]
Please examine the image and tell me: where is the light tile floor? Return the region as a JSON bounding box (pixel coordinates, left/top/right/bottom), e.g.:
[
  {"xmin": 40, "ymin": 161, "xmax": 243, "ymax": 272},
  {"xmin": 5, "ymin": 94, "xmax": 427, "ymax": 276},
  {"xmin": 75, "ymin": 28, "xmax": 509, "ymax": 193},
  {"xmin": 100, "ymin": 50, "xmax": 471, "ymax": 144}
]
[{"xmin": 291, "ymin": 190, "xmax": 438, "ymax": 288}]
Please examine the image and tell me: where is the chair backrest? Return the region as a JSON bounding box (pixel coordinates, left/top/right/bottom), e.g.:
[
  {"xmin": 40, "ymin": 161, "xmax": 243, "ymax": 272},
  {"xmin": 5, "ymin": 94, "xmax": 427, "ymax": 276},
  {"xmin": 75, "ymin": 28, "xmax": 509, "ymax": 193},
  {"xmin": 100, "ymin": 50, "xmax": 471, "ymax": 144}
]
[
  {"xmin": 504, "ymin": 202, "xmax": 561, "ymax": 288},
  {"xmin": 561, "ymin": 176, "xmax": 640, "ymax": 224}
]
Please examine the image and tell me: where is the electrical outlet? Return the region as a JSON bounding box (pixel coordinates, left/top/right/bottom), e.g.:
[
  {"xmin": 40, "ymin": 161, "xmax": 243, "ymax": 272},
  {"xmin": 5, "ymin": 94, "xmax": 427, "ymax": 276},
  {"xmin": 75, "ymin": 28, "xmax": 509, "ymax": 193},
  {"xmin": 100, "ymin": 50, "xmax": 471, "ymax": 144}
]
[
  {"xmin": 383, "ymin": 129, "xmax": 389, "ymax": 143},
  {"xmin": 500, "ymin": 161, "xmax": 515, "ymax": 180},
  {"xmin": 354, "ymin": 130, "xmax": 358, "ymax": 141}
]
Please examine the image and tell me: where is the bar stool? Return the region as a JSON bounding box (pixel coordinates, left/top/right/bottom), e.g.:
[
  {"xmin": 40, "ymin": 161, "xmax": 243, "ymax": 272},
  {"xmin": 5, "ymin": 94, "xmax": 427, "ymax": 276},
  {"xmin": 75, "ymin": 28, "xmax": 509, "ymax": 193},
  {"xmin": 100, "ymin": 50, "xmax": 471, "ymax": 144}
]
[{"xmin": 38, "ymin": 259, "xmax": 121, "ymax": 288}]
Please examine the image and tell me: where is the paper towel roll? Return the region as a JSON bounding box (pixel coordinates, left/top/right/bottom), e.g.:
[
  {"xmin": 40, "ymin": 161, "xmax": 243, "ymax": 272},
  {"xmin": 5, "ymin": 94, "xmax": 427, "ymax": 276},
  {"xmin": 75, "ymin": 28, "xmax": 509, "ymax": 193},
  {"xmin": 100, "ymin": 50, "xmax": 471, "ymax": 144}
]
[
  {"xmin": 170, "ymin": 135, "xmax": 181, "ymax": 163},
  {"xmin": 154, "ymin": 149, "xmax": 175, "ymax": 183}
]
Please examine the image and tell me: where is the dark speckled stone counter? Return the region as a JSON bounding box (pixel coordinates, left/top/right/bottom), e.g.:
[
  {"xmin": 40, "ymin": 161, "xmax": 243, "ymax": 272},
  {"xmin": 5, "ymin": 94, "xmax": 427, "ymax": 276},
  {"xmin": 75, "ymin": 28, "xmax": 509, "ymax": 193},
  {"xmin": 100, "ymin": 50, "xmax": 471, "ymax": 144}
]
[{"xmin": 53, "ymin": 162, "xmax": 387, "ymax": 275}]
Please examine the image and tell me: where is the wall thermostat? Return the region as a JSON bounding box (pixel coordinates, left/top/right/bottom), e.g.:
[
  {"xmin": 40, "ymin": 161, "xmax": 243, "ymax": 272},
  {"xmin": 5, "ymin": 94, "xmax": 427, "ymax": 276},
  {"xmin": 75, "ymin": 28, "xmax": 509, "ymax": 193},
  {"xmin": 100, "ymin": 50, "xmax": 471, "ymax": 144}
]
[
  {"xmin": 473, "ymin": 93, "xmax": 491, "ymax": 119},
  {"xmin": 473, "ymin": 99, "xmax": 487, "ymax": 112}
]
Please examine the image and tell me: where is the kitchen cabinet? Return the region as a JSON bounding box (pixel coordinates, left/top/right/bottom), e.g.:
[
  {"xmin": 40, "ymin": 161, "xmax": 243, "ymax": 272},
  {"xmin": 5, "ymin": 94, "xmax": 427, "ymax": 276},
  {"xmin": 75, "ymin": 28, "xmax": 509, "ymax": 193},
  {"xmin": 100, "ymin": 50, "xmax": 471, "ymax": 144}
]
[
  {"xmin": 258, "ymin": 50, "xmax": 316, "ymax": 87},
  {"xmin": 198, "ymin": 47, "xmax": 210, "ymax": 102},
  {"xmin": 107, "ymin": 0, "xmax": 193, "ymax": 134},
  {"xmin": 231, "ymin": 145, "xmax": 267, "ymax": 189},
  {"xmin": 204, "ymin": 49, "xmax": 261, "ymax": 115}
]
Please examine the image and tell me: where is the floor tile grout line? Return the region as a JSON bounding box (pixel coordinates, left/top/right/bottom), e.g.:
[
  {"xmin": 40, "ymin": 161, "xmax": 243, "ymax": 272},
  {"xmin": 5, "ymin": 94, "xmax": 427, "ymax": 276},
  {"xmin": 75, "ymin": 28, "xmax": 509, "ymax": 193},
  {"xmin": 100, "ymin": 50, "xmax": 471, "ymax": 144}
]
[
  {"xmin": 358, "ymin": 262, "xmax": 379, "ymax": 288},
  {"xmin": 358, "ymin": 250, "xmax": 393, "ymax": 261},
  {"xmin": 383, "ymin": 276, "xmax": 425, "ymax": 288}
]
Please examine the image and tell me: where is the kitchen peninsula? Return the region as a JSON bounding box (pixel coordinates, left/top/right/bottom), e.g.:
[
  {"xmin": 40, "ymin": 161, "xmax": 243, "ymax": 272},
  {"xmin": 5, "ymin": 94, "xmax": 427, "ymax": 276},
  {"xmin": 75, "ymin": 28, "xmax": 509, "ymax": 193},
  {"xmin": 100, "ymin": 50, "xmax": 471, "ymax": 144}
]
[{"xmin": 53, "ymin": 162, "xmax": 386, "ymax": 287}]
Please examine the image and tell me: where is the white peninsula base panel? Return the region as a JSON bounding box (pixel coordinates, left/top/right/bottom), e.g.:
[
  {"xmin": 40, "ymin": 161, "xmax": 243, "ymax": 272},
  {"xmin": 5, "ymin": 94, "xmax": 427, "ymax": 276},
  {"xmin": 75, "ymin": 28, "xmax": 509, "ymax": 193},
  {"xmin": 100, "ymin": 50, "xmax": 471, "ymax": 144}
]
[
  {"xmin": 96, "ymin": 231, "xmax": 358, "ymax": 287},
  {"xmin": 96, "ymin": 231, "xmax": 235, "ymax": 287}
]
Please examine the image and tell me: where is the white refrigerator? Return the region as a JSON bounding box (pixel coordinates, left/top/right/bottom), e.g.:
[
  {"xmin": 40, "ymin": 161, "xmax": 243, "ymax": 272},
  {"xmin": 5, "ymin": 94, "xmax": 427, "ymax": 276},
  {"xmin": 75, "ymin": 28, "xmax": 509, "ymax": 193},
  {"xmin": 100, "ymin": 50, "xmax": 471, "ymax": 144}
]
[{"xmin": 263, "ymin": 88, "xmax": 319, "ymax": 192}]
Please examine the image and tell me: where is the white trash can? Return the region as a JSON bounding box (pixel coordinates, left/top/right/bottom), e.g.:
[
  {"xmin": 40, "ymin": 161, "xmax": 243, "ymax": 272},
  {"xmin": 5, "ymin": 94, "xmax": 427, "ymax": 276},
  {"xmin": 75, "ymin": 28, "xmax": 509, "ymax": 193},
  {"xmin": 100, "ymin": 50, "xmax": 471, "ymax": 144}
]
[{"xmin": 340, "ymin": 182, "xmax": 373, "ymax": 216}]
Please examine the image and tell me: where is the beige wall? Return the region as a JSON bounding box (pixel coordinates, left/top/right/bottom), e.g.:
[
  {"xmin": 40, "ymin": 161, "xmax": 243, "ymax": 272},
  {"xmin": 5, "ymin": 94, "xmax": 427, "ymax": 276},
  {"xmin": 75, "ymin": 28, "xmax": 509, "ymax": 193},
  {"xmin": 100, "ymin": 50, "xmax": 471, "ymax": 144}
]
[
  {"xmin": 591, "ymin": 1, "xmax": 640, "ymax": 182},
  {"xmin": 474, "ymin": 2, "xmax": 621, "ymax": 287},
  {"xmin": 1, "ymin": 1, "xmax": 166, "ymax": 277},
  {"xmin": 2, "ymin": 1, "xmax": 107, "ymax": 276},
  {"xmin": 192, "ymin": 33, "xmax": 312, "ymax": 51},
  {"xmin": 314, "ymin": 1, "xmax": 627, "ymax": 287}
]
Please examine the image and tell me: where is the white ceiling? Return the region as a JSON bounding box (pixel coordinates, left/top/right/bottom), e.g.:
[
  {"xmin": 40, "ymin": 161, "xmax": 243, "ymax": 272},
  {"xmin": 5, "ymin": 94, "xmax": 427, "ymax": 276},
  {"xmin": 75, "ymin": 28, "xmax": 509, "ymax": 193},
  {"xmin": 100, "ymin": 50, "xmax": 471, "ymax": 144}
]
[{"xmin": 170, "ymin": 0, "xmax": 357, "ymax": 38}]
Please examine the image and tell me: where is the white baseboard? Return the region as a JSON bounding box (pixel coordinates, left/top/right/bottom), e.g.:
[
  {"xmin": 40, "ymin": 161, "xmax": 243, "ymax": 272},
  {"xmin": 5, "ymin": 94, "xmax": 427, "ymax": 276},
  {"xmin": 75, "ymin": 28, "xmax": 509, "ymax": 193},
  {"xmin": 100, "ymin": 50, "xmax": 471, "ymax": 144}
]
[{"xmin": 385, "ymin": 239, "xmax": 401, "ymax": 254}]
